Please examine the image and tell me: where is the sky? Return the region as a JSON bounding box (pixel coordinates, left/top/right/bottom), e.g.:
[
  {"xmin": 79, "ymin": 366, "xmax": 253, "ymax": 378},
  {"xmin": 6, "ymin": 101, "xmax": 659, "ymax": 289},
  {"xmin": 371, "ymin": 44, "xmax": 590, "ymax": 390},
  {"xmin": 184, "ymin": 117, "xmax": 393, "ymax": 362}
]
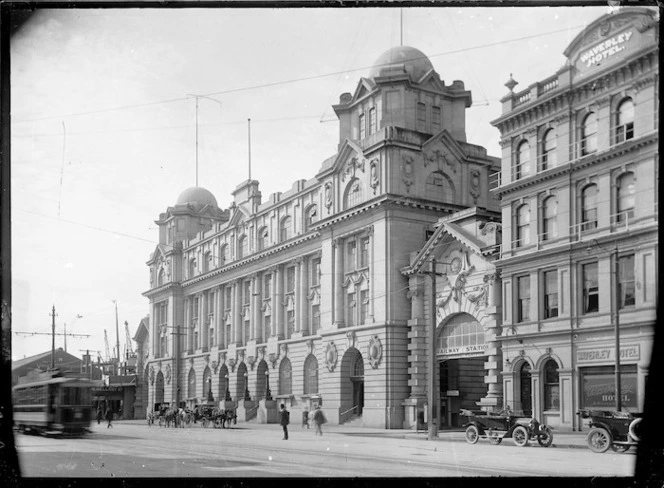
[{"xmin": 9, "ymin": 4, "xmax": 617, "ymax": 361}]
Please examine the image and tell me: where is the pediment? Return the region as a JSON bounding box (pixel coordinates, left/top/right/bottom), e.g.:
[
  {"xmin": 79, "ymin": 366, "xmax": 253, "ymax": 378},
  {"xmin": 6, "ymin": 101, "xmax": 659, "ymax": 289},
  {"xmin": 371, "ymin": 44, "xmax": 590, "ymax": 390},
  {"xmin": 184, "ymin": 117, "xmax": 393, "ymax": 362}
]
[
  {"xmin": 328, "ymin": 139, "xmax": 365, "ymax": 177},
  {"xmin": 228, "ymin": 203, "xmax": 251, "ymax": 229},
  {"xmin": 351, "ymin": 77, "xmax": 376, "ymax": 103},
  {"xmin": 421, "ymin": 130, "xmax": 468, "ymax": 174},
  {"xmin": 148, "ymin": 244, "xmax": 169, "ymax": 264},
  {"xmin": 416, "ymin": 70, "xmax": 445, "ymax": 91}
]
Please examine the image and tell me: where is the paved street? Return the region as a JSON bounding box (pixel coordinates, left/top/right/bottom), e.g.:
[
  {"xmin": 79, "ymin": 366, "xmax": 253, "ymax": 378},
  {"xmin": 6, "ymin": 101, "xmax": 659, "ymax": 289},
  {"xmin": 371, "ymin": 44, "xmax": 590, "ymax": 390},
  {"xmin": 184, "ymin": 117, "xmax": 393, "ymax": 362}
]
[{"xmin": 13, "ymin": 420, "xmax": 636, "ymax": 478}]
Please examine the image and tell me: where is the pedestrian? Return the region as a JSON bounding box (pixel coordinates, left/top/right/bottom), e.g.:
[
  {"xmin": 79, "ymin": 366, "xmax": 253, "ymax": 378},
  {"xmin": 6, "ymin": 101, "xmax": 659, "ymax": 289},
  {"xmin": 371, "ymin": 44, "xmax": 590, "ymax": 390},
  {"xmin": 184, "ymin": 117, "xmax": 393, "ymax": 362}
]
[
  {"xmin": 106, "ymin": 409, "xmax": 113, "ymax": 428},
  {"xmin": 279, "ymin": 403, "xmax": 290, "ymax": 440},
  {"xmin": 96, "ymin": 409, "xmax": 102, "ymax": 425},
  {"xmin": 313, "ymin": 405, "xmax": 326, "ymax": 436},
  {"xmin": 302, "ymin": 406, "xmax": 310, "ymax": 429}
]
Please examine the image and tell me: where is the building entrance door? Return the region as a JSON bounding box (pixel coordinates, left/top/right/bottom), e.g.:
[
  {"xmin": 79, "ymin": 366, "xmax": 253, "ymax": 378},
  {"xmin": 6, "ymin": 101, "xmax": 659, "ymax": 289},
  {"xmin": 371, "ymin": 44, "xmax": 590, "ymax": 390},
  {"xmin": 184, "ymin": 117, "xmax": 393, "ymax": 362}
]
[
  {"xmin": 520, "ymin": 362, "xmax": 532, "ymax": 416},
  {"xmin": 352, "ymin": 379, "xmax": 364, "ymax": 415}
]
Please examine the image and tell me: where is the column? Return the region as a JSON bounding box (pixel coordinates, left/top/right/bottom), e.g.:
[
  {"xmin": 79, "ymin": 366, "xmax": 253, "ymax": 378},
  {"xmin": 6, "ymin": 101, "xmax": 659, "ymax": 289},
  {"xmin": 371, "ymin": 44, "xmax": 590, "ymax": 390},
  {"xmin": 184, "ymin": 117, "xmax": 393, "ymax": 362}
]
[
  {"xmin": 294, "ymin": 258, "xmax": 302, "ymax": 333},
  {"xmin": 299, "ymin": 257, "xmax": 308, "ymax": 334},
  {"xmin": 333, "ymin": 238, "xmax": 344, "ymax": 326},
  {"xmin": 253, "ymin": 275, "xmax": 262, "ymax": 342},
  {"xmin": 276, "ymin": 266, "xmax": 284, "ymax": 338},
  {"xmin": 234, "ymin": 281, "xmax": 242, "ymax": 344}
]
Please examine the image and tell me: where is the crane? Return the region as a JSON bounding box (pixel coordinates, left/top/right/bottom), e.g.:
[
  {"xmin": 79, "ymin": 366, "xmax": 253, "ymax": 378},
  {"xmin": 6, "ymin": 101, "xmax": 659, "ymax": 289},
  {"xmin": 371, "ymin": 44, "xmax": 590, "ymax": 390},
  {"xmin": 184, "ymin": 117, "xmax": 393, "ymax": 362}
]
[
  {"xmin": 124, "ymin": 320, "xmax": 135, "ymax": 358},
  {"xmin": 104, "ymin": 329, "xmax": 111, "ymax": 362}
]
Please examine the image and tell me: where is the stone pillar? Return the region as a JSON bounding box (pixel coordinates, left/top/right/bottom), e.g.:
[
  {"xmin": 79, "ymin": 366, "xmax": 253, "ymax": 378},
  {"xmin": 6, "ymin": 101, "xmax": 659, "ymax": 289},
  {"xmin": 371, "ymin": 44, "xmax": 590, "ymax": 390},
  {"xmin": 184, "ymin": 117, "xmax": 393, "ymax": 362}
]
[
  {"xmin": 234, "ymin": 281, "xmax": 242, "ymax": 344},
  {"xmin": 333, "ymin": 238, "xmax": 344, "ymax": 327},
  {"xmin": 276, "ymin": 266, "xmax": 284, "ymax": 339},
  {"xmin": 294, "ymin": 258, "xmax": 302, "ymax": 333},
  {"xmin": 299, "ymin": 257, "xmax": 309, "ymax": 335}
]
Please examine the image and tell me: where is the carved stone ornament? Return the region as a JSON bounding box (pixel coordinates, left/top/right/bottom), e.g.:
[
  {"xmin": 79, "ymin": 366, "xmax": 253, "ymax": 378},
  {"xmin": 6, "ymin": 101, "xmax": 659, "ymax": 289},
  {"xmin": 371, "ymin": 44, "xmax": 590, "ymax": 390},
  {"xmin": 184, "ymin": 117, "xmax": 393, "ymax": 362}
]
[
  {"xmin": 247, "ymin": 356, "xmax": 256, "ymax": 370},
  {"xmin": 346, "ymin": 330, "xmax": 356, "ymax": 349},
  {"xmin": 218, "ymin": 351, "xmax": 227, "ymax": 365},
  {"xmin": 343, "ymin": 156, "xmax": 365, "ymax": 181},
  {"xmin": 279, "ymin": 343, "xmax": 288, "ymax": 358},
  {"xmin": 465, "ymin": 285, "xmax": 487, "ymax": 306},
  {"xmin": 188, "ymin": 357, "xmax": 194, "ymax": 367},
  {"xmin": 268, "ymin": 352, "xmax": 279, "ymax": 369},
  {"xmin": 165, "ymin": 364, "xmax": 172, "ymax": 385},
  {"xmin": 307, "ymin": 339, "xmax": 315, "ymax": 356},
  {"xmin": 149, "ymin": 267, "xmax": 154, "ymax": 284},
  {"xmin": 469, "ymin": 169, "xmax": 481, "ymax": 203},
  {"xmin": 545, "ymin": 347, "xmax": 553, "ymax": 356},
  {"xmin": 369, "ymin": 159, "xmax": 380, "ymax": 194},
  {"xmin": 149, "ymin": 365, "xmax": 155, "ymax": 385},
  {"xmin": 401, "ymin": 154, "xmax": 414, "ymax": 192},
  {"xmin": 368, "ymin": 335, "xmax": 382, "ymax": 369},
  {"xmin": 437, "ymin": 252, "xmax": 475, "ymax": 308},
  {"xmin": 211, "ymin": 360, "xmax": 219, "ymax": 374},
  {"xmin": 324, "ymin": 182, "xmax": 333, "ymax": 211},
  {"xmin": 258, "ymin": 346, "xmax": 266, "ymax": 361},
  {"xmin": 204, "ymin": 354, "xmax": 210, "ymax": 365},
  {"xmin": 325, "ymin": 341, "xmax": 338, "ymax": 372},
  {"xmin": 227, "ymin": 357, "xmax": 237, "ymax": 372}
]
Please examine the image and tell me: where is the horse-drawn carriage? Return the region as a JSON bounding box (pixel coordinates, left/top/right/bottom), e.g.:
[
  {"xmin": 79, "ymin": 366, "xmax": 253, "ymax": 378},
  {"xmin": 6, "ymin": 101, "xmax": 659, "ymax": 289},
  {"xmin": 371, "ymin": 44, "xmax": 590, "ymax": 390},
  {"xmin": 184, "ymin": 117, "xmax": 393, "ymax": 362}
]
[
  {"xmin": 461, "ymin": 409, "xmax": 554, "ymax": 447},
  {"xmin": 196, "ymin": 405, "xmax": 237, "ymax": 429},
  {"xmin": 578, "ymin": 409, "xmax": 642, "ymax": 453}
]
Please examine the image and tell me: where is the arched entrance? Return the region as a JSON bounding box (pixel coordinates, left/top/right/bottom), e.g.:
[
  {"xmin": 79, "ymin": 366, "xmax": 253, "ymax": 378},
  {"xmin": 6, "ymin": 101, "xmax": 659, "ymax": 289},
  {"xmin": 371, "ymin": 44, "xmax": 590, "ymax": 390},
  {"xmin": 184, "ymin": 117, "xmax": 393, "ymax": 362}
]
[
  {"xmin": 155, "ymin": 370, "xmax": 165, "ymax": 410},
  {"xmin": 437, "ymin": 313, "xmax": 488, "ymax": 428},
  {"xmin": 340, "ymin": 348, "xmax": 364, "ymax": 421},
  {"xmin": 519, "ymin": 362, "xmax": 532, "ymax": 416}
]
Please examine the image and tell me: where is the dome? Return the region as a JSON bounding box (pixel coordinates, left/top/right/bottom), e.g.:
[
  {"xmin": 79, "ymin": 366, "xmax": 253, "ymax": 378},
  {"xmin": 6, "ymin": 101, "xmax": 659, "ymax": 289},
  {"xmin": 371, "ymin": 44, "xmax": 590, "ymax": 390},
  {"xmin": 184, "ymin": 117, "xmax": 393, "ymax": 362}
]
[
  {"xmin": 369, "ymin": 46, "xmax": 435, "ymax": 81},
  {"xmin": 176, "ymin": 186, "xmax": 218, "ymax": 208}
]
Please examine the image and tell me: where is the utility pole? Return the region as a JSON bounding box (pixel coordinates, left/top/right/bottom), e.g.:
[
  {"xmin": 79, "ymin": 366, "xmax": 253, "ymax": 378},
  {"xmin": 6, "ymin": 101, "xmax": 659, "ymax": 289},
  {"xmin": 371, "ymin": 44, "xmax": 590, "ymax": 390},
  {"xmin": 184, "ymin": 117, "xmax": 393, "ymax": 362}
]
[
  {"xmin": 614, "ymin": 243, "xmax": 622, "ymax": 412},
  {"xmin": 185, "ymin": 94, "xmax": 223, "ymax": 187},
  {"xmin": 14, "ymin": 306, "xmax": 89, "ymax": 371},
  {"xmin": 169, "ymin": 325, "xmax": 186, "ymax": 409},
  {"xmin": 113, "ymin": 300, "xmax": 120, "ymax": 366}
]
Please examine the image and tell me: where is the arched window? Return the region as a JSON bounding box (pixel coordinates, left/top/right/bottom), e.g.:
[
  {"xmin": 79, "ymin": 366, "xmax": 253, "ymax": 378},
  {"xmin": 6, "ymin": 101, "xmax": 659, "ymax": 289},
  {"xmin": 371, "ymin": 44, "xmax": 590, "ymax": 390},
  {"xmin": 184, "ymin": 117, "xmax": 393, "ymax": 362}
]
[
  {"xmin": 344, "ymin": 179, "xmax": 363, "ymax": 210},
  {"xmin": 351, "ymin": 355, "xmax": 364, "ymax": 378},
  {"xmin": 581, "ymin": 184, "xmax": 598, "ymax": 231},
  {"xmin": 543, "ymin": 360, "xmax": 560, "ymax": 410},
  {"xmin": 157, "ymin": 268, "xmax": 165, "ymax": 286},
  {"xmin": 188, "ymin": 258, "xmax": 197, "ymax": 279},
  {"xmin": 238, "ymin": 235, "xmax": 248, "ymax": 259},
  {"xmin": 616, "ymin": 172, "xmax": 635, "ymax": 222},
  {"xmin": 439, "ymin": 314, "xmax": 485, "ymax": 351},
  {"xmin": 581, "ymin": 112, "xmax": 597, "ymax": 155},
  {"xmin": 304, "ymin": 205, "xmax": 318, "ymax": 232},
  {"xmin": 616, "ymin": 98, "xmax": 634, "ymax": 143},
  {"xmin": 425, "ymin": 171, "xmax": 455, "ymax": 202},
  {"xmin": 541, "ymin": 129, "xmax": 557, "ymax": 170},
  {"xmin": 516, "ymin": 204, "xmax": 530, "ymax": 247},
  {"xmin": 203, "ymin": 252, "xmax": 211, "ymax": 273},
  {"xmin": 258, "ymin": 227, "xmax": 268, "ymax": 251},
  {"xmin": 278, "ymin": 357, "xmax": 292, "ymax": 395},
  {"xmin": 280, "ymin": 216, "xmax": 292, "ymax": 242},
  {"xmin": 542, "ymin": 196, "xmax": 557, "ymax": 241},
  {"xmin": 220, "ymin": 245, "xmax": 228, "ymax": 266},
  {"xmin": 515, "ymin": 140, "xmax": 530, "ymax": 179},
  {"xmin": 303, "ymin": 354, "xmax": 319, "ymax": 395},
  {"xmin": 188, "ymin": 368, "xmax": 196, "ymax": 399}
]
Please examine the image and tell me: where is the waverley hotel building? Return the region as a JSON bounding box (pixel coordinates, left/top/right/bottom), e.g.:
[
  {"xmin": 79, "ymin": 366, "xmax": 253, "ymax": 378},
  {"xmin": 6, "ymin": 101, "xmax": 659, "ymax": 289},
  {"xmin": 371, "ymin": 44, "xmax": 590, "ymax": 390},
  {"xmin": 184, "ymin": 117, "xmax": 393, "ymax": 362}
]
[{"xmin": 137, "ymin": 7, "xmax": 658, "ymax": 431}]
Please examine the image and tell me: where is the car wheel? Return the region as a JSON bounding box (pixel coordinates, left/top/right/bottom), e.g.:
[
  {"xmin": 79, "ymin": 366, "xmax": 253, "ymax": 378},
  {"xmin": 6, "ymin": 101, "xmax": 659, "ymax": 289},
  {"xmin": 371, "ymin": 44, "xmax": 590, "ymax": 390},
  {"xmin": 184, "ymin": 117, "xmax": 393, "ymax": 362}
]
[
  {"xmin": 537, "ymin": 426, "xmax": 553, "ymax": 447},
  {"xmin": 587, "ymin": 427, "xmax": 612, "ymax": 453},
  {"xmin": 465, "ymin": 425, "xmax": 479, "ymax": 444},
  {"xmin": 512, "ymin": 426, "xmax": 529, "ymax": 447}
]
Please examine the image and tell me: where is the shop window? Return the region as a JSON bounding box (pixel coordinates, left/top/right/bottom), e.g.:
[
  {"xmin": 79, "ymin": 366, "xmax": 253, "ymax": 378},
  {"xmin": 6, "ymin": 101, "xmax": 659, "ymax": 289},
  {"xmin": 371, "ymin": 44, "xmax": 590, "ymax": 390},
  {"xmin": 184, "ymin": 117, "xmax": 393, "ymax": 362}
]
[
  {"xmin": 615, "ymin": 98, "xmax": 634, "ymax": 144},
  {"xmin": 581, "ymin": 184, "xmax": 598, "ymax": 231},
  {"xmin": 618, "ymin": 254, "xmax": 636, "ymax": 309},
  {"xmin": 581, "ymin": 112, "xmax": 597, "ymax": 155},
  {"xmin": 543, "ymin": 270, "xmax": 558, "ymax": 319},
  {"xmin": 615, "ymin": 172, "xmax": 635, "ymax": 223},
  {"xmin": 517, "ymin": 275, "xmax": 530, "ymax": 322},
  {"xmin": 541, "ymin": 128, "xmax": 557, "ymax": 170},
  {"xmin": 582, "ymin": 262, "xmax": 599, "ymax": 314},
  {"xmin": 580, "ymin": 365, "xmax": 638, "ymax": 410},
  {"xmin": 543, "ymin": 360, "xmax": 560, "ymax": 410}
]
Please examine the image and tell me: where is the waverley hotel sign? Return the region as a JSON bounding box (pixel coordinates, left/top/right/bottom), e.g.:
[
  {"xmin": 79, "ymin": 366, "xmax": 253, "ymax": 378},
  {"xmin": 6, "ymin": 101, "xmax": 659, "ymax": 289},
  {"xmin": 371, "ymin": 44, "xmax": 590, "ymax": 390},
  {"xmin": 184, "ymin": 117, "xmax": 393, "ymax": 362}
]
[{"xmin": 579, "ymin": 30, "xmax": 633, "ymax": 69}]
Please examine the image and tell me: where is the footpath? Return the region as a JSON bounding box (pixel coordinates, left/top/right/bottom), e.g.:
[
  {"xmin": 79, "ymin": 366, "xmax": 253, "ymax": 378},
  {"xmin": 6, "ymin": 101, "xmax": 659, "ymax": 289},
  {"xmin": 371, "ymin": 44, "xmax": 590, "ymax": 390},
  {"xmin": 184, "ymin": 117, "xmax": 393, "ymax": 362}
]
[{"xmin": 114, "ymin": 418, "xmax": 591, "ymax": 450}]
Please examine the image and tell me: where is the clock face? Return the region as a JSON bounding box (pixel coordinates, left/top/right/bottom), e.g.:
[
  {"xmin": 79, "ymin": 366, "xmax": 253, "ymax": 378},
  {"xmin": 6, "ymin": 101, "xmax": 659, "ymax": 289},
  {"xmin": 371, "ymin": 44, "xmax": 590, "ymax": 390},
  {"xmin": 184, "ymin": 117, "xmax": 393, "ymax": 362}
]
[{"xmin": 450, "ymin": 257, "xmax": 462, "ymax": 274}]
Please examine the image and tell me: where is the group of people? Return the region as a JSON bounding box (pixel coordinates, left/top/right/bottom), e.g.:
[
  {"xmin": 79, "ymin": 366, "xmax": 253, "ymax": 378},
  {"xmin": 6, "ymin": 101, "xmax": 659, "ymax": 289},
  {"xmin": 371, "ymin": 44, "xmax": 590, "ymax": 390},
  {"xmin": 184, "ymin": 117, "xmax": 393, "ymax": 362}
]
[
  {"xmin": 279, "ymin": 403, "xmax": 326, "ymax": 440},
  {"xmin": 96, "ymin": 408, "xmax": 114, "ymax": 428}
]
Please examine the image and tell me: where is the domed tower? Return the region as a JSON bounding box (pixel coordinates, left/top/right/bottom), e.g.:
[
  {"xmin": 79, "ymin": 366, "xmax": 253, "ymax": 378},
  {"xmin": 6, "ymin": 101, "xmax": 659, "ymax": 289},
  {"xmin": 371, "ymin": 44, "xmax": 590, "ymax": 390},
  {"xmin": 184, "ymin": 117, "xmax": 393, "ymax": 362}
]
[
  {"xmin": 333, "ymin": 45, "xmax": 473, "ymax": 145},
  {"xmin": 155, "ymin": 186, "xmax": 228, "ymax": 247}
]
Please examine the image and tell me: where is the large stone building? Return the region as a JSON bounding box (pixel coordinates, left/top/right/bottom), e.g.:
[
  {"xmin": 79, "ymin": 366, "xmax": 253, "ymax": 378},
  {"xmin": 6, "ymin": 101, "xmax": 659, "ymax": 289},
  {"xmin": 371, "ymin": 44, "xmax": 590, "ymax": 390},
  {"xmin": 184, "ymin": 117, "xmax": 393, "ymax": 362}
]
[
  {"xmin": 140, "ymin": 45, "xmax": 501, "ymax": 429},
  {"xmin": 491, "ymin": 7, "xmax": 658, "ymax": 431}
]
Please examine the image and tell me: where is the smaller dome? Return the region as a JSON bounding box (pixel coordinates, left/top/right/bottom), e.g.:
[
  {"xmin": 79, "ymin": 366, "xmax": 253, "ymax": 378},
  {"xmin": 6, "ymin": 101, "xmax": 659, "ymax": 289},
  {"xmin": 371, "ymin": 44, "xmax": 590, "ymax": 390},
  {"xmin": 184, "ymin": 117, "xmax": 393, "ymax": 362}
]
[
  {"xmin": 369, "ymin": 46, "xmax": 435, "ymax": 81},
  {"xmin": 176, "ymin": 186, "xmax": 218, "ymax": 208}
]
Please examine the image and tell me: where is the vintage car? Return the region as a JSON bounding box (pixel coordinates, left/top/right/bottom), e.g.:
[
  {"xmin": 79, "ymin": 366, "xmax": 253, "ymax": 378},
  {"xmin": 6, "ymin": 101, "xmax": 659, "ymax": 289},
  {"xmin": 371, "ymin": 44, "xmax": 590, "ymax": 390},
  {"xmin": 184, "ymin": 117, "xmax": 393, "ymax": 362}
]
[
  {"xmin": 578, "ymin": 409, "xmax": 642, "ymax": 453},
  {"xmin": 461, "ymin": 409, "xmax": 553, "ymax": 447}
]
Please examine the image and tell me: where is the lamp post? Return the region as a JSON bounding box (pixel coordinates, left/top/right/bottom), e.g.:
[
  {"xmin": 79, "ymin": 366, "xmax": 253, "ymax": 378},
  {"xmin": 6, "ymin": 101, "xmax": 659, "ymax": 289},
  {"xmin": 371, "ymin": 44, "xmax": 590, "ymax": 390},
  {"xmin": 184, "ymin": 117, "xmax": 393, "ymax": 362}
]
[
  {"xmin": 244, "ymin": 372, "xmax": 251, "ymax": 401},
  {"xmin": 224, "ymin": 374, "xmax": 231, "ymax": 401},
  {"xmin": 265, "ymin": 369, "xmax": 272, "ymax": 400}
]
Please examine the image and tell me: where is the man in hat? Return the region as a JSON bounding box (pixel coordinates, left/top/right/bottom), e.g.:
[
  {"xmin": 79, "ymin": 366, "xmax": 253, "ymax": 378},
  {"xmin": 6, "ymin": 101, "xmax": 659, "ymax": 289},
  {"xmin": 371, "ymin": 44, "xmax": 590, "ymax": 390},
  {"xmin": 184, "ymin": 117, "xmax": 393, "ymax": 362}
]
[{"xmin": 279, "ymin": 404, "xmax": 290, "ymax": 440}]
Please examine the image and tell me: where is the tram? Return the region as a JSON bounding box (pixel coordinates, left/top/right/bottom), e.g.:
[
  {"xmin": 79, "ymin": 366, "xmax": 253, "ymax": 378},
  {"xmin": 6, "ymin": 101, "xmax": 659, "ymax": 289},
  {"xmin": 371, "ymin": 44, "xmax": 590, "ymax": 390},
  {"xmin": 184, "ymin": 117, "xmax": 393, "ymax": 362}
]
[{"xmin": 13, "ymin": 370, "xmax": 95, "ymax": 435}]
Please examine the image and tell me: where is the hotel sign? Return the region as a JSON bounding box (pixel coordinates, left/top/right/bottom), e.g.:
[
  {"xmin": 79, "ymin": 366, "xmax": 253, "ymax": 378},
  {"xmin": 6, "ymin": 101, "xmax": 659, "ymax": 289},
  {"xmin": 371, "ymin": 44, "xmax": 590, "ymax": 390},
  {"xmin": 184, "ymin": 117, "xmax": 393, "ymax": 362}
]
[
  {"xmin": 580, "ymin": 30, "xmax": 633, "ymax": 68},
  {"xmin": 576, "ymin": 344, "xmax": 640, "ymax": 364},
  {"xmin": 438, "ymin": 344, "xmax": 488, "ymax": 357}
]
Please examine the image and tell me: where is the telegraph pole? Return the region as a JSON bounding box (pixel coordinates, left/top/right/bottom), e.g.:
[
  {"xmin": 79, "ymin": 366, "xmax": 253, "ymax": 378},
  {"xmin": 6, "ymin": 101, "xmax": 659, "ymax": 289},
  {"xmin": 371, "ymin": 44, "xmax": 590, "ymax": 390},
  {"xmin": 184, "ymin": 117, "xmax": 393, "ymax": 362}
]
[
  {"xmin": 169, "ymin": 325, "xmax": 186, "ymax": 409},
  {"xmin": 614, "ymin": 243, "xmax": 622, "ymax": 412},
  {"xmin": 51, "ymin": 305, "xmax": 57, "ymax": 370}
]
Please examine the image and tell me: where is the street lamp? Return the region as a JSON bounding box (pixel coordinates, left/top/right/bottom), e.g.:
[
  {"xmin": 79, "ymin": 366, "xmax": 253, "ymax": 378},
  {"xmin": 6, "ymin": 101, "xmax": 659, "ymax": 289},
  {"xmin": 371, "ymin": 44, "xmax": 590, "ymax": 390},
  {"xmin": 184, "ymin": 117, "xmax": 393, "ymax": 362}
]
[
  {"xmin": 265, "ymin": 369, "xmax": 272, "ymax": 400},
  {"xmin": 243, "ymin": 372, "xmax": 251, "ymax": 401},
  {"xmin": 224, "ymin": 374, "xmax": 231, "ymax": 401}
]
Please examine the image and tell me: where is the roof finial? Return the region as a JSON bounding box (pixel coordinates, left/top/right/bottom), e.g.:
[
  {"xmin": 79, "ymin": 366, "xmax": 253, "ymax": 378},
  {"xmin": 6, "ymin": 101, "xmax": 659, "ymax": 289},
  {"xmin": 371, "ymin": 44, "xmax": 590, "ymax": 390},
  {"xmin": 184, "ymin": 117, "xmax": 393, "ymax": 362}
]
[{"xmin": 505, "ymin": 73, "xmax": 518, "ymax": 93}]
